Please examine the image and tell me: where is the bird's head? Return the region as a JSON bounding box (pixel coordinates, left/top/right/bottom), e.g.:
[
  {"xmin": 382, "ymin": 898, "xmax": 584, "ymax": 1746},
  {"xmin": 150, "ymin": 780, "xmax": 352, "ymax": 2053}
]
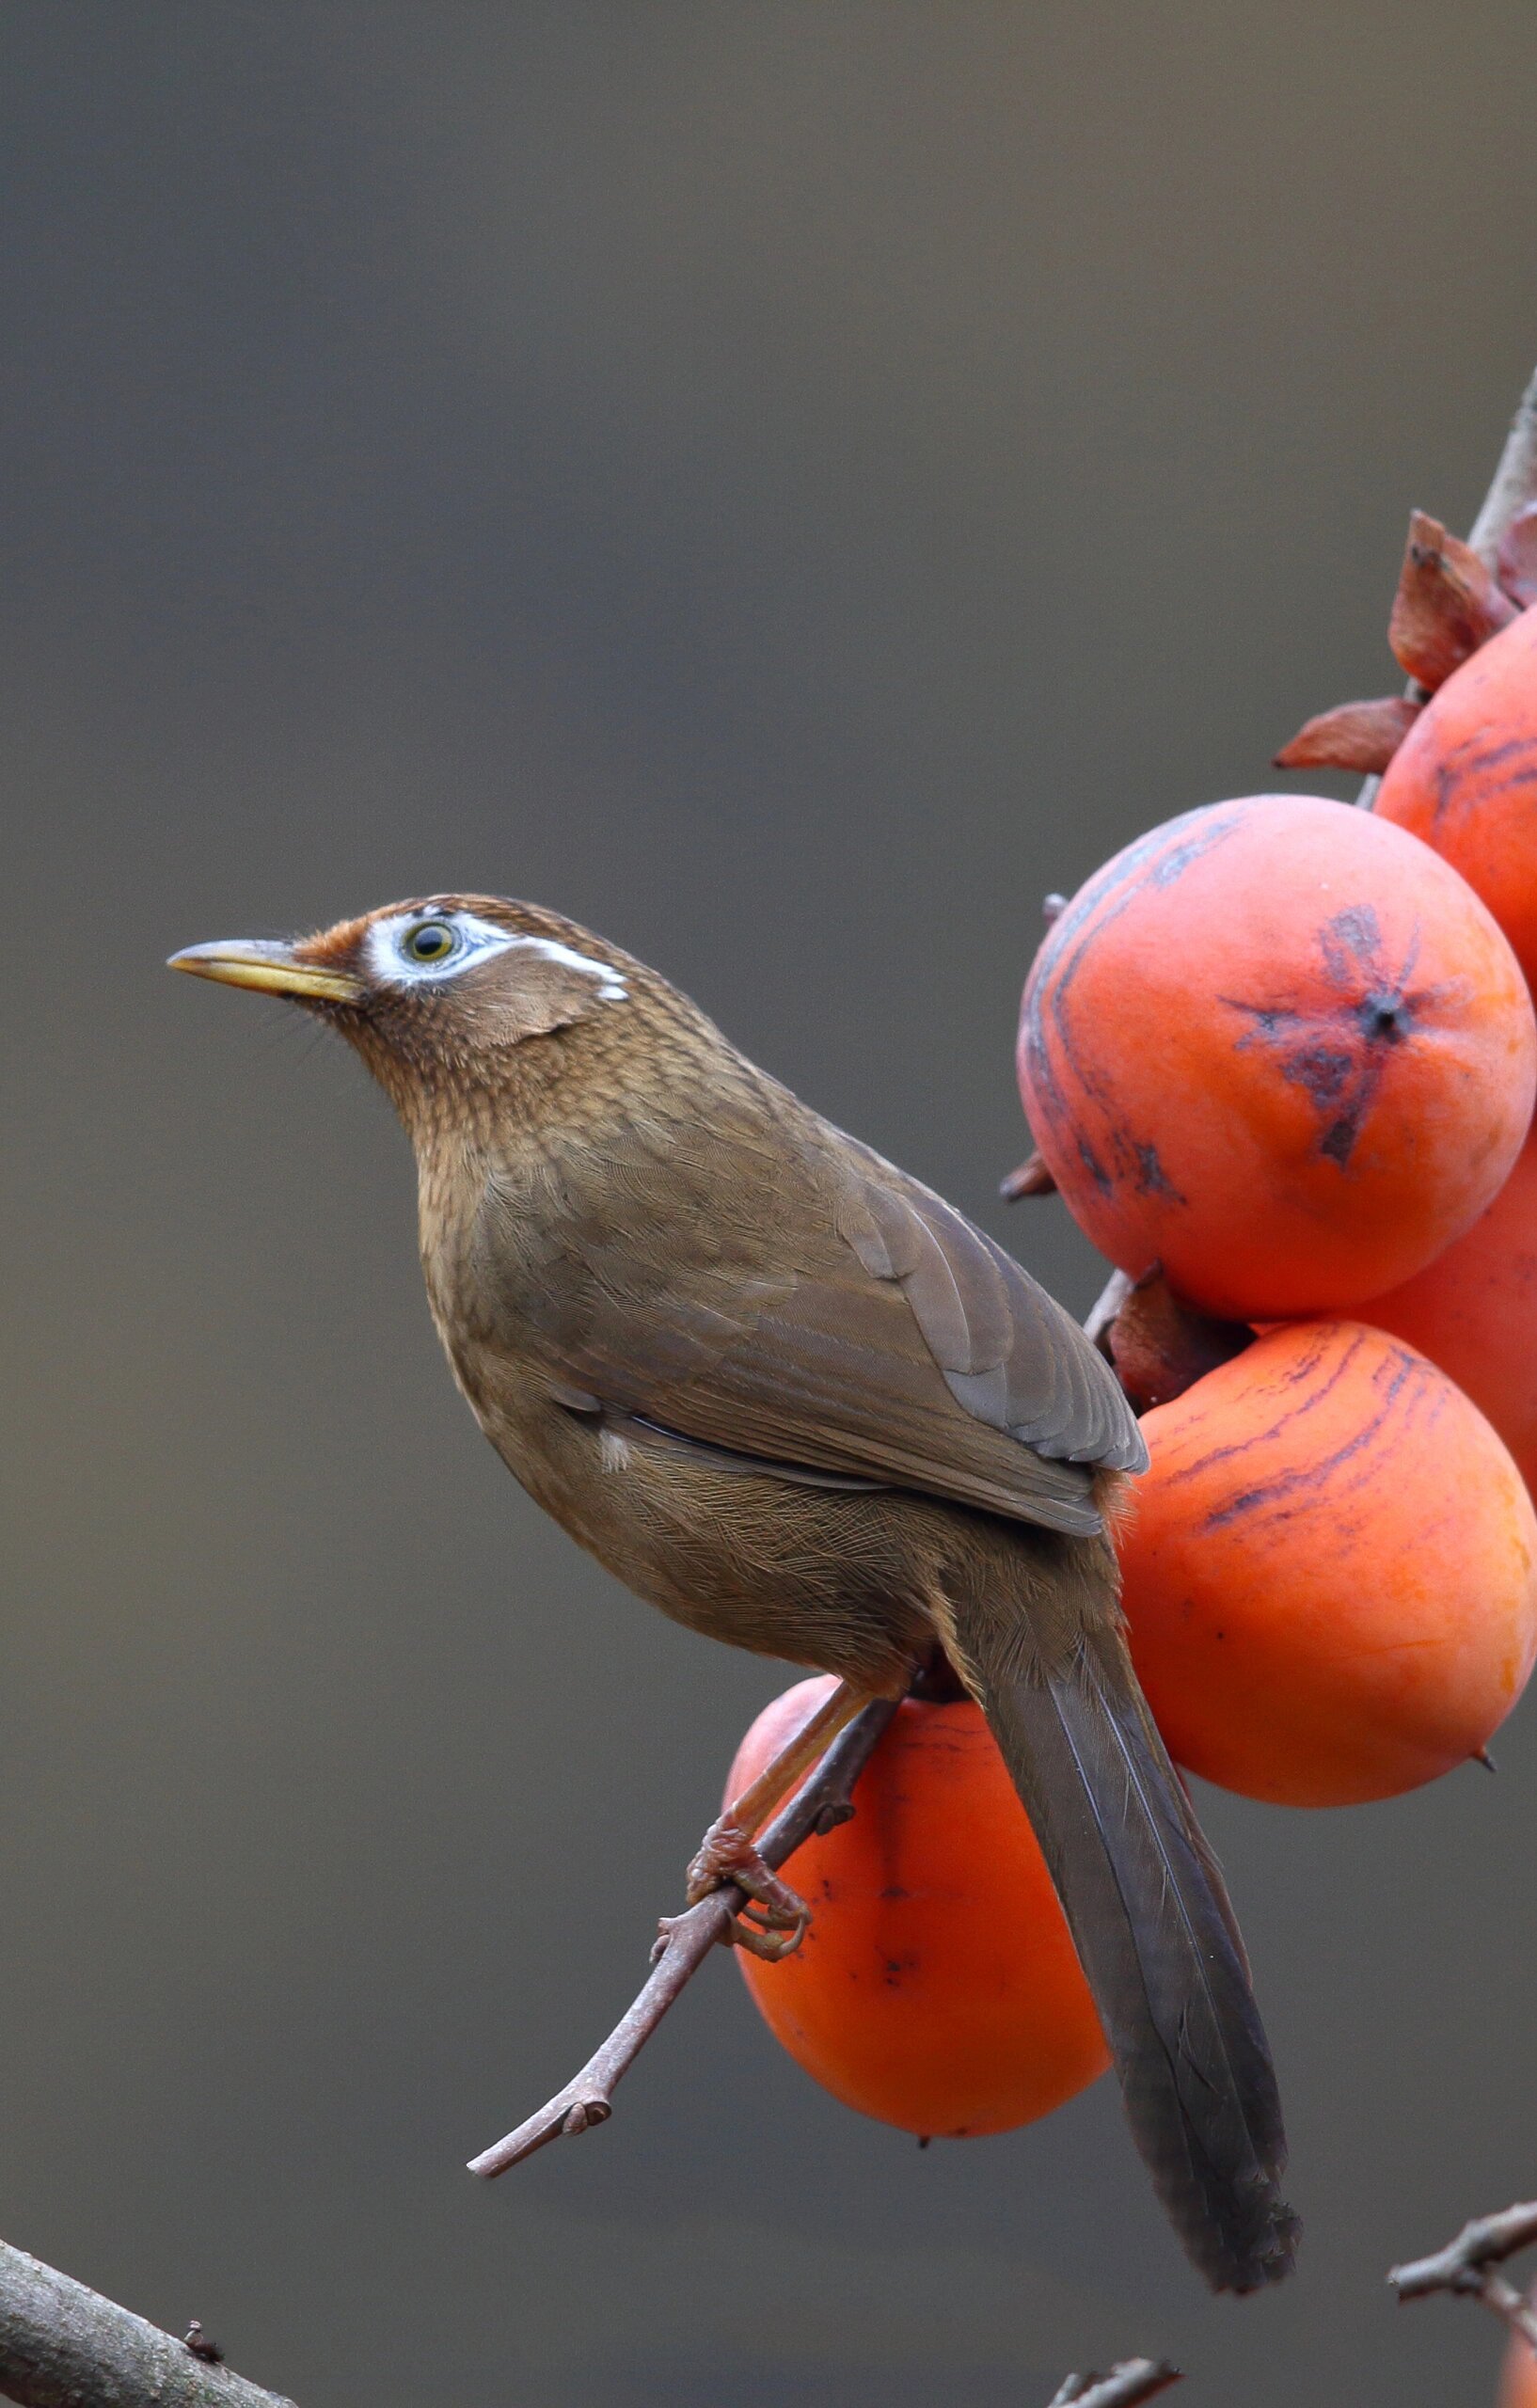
[{"xmin": 169, "ymin": 895, "xmax": 644, "ymax": 1130}]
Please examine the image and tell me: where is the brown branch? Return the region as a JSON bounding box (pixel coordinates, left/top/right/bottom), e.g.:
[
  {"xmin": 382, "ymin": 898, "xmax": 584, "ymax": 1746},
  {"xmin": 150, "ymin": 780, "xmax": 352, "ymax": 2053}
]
[
  {"xmin": 0, "ymin": 2238, "xmax": 298, "ymax": 2408},
  {"xmin": 1388, "ymin": 2201, "xmax": 1537, "ymax": 2360},
  {"xmin": 467, "ymin": 1696, "xmax": 898, "ymax": 2178},
  {"xmin": 1046, "ymin": 2359, "xmax": 1180, "ymax": 2408},
  {"xmin": 1356, "ymin": 354, "xmax": 1537, "ymax": 804},
  {"xmin": 1467, "ymin": 365, "xmax": 1537, "ymax": 568},
  {"xmin": 1497, "ymin": 504, "xmax": 1537, "ymax": 607}
]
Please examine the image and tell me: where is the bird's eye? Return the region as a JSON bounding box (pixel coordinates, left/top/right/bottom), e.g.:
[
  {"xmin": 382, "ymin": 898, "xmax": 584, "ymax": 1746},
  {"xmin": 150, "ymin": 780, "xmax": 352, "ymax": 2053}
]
[{"xmin": 403, "ymin": 920, "xmax": 458, "ymax": 964}]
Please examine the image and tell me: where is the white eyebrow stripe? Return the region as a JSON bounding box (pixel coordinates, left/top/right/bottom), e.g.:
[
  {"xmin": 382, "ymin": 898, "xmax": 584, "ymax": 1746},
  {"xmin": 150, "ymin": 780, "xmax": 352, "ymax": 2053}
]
[
  {"xmin": 507, "ymin": 934, "xmax": 628, "ymax": 1001},
  {"xmin": 365, "ymin": 911, "xmax": 628, "ymax": 999}
]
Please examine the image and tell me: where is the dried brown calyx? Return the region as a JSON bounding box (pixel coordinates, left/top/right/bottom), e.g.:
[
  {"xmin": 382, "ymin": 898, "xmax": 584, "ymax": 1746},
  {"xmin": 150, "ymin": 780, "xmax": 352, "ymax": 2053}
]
[
  {"xmin": 1275, "ymin": 504, "xmax": 1532, "ymax": 775},
  {"xmin": 1275, "ymin": 694, "xmax": 1423, "ymax": 775},
  {"xmin": 1103, "ymin": 1267, "xmax": 1254, "ymax": 1415}
]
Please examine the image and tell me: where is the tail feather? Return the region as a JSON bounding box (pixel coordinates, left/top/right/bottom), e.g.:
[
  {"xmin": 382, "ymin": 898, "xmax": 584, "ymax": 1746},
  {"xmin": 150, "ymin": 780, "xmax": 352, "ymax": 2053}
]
[{"xmin": 957, "ymin": 1599, "xmax": 1297, "ymax": 2291}]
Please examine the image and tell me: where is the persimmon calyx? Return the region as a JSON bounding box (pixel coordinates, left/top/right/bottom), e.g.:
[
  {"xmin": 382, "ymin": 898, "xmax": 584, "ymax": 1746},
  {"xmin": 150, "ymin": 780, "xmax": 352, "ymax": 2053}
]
[
  {"xmin": 1389, "ymin": 509, "xmax": 1517, "ymax": 689},
  {"xmin": 1105, "ymin": 1268, "xmax": 1254, "ymax": 1415},
  {"xmin": 1275, "ymin": 694, "xmax": 1422, "ymax": 774}
]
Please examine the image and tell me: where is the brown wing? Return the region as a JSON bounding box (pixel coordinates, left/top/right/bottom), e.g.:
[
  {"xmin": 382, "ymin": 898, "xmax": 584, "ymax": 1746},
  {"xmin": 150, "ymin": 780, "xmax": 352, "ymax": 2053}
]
[
  {"xmin": 488, "ymin": 1095, "xmax": 1145, "ymax": 1538},
  {"xmin": 828, "ymin": 1137, "xmax": 1146, "ymax": 1473}
]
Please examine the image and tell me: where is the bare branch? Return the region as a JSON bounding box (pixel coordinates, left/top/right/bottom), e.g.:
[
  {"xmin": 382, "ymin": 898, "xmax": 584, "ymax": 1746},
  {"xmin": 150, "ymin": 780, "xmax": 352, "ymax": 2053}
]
[
  {"xmin": 467, "ymin": 1696, "xmax": 898, "ymax": 2178},
  {"xmin": 1357, "ymin": 353, "xmax": 1537, "ymax": 805},
  {"xmin": 1388, "ymin": 2201, "xmax": 1537, "ymax": 2359},
  {"xmin": 1467, "ymin": 362, "xmax": 1537, "ymax": 568},
  {"xmin": 1497, "ymin": 504, "xmax": 1537, "ymax": 607},
  {"xmin": 0, "ymin": 2237, "xmax": 298, "ymax": 2408},
  {"xmin": 1046, "ymin": 2359, "xmax": 1181, "ymax": 2408},
  {"xmin": 1390, "ymin": 2199, "xmax": 1537, "ymax": 2294}
]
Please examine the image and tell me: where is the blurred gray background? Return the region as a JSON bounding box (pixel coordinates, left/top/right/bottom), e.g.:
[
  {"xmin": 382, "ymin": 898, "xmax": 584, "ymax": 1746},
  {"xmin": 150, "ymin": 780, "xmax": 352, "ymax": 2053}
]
[{"xmin": 3, "ymin": 6, "xmax": 1536, "ymax": 2403}]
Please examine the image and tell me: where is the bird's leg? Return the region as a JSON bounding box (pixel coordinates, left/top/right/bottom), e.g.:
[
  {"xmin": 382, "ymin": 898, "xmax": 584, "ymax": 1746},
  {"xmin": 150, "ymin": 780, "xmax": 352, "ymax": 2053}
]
[{"xmin": 685, "ymin": 1679, "xmax": 870, "ymax": 1959}]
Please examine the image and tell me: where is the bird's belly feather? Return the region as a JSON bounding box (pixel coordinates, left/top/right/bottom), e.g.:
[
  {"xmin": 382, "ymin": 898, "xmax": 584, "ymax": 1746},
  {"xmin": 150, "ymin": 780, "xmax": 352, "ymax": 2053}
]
[{"xmin": 463, "ymin": 1359, "xmax": 937, "ymax": 1690}]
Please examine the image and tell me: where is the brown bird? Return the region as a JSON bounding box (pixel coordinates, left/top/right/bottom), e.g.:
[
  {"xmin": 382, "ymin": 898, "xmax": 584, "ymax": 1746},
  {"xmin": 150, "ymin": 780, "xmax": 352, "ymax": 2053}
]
[{"xmin": 170, "ymin": 893, "xmax": 1297, "ymax": 2291}]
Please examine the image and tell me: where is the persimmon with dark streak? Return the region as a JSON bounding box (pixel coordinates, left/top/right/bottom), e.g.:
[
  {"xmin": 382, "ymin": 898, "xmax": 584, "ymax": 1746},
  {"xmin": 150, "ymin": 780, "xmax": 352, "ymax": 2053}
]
[
  {"xmin": 1117, "ymin": 1321, "xmax": 1537, "ymax": 1808},
  {"xmin": 1369, "ymin": 1127, "xmax": 1537, "ymax": 1497},
  {"xmin": 1375, "ymin": 602, "xmax": 1537, "ymax": 995},
  {"xmin": 1017, "ymin": 794, "xmax": 1536, "ymax": 1320},
  {"xmin": 728, "ymin": 1676, "xmax": 1109, "ymax": 2137}
]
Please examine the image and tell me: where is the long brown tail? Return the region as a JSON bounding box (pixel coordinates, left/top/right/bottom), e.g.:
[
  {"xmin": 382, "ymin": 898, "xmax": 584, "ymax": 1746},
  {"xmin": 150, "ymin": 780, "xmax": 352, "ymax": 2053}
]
[{"xmin": 951, "ymin": 1577, "xmax": 1298, "ymax": 2292}]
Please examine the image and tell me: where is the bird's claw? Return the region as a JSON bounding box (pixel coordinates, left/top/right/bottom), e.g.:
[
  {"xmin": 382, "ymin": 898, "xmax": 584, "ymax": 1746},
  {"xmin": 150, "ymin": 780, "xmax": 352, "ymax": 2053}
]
[
  {"xmin": 682, "ymin": 1817, "xmax": 813, "ymax": 1960},
  {"xmin": 722, "ymin": 1883, "xmax": 811, "ymax": 1960}
]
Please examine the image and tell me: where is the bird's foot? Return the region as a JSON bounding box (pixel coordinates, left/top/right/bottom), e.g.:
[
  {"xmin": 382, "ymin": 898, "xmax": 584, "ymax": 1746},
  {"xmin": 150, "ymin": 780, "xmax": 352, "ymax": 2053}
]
[{"xmin": 684, "ymin": 1816, "xmax": 812, "ymax": 1961}]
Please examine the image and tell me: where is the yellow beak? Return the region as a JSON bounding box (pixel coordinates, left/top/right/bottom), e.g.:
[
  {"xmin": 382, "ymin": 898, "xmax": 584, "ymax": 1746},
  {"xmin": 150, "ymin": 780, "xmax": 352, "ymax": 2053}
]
[{"xmin": 167, "ymin": 939, "xmax": 363, "ymax": 1005}]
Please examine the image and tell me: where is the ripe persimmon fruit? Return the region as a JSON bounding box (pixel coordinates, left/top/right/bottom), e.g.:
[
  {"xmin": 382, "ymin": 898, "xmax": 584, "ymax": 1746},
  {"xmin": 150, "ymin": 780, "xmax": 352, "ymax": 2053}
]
[
  {"xmin": 1499, "ymin": 2313, "xmax": 1537, "ymax": 2408},
  {"xmin": 1117, "ymin": 1321, "xmax": 1537, "ymax": 1807},
  {"xmin": 1375, "ymin": 603, "xmax": 1537, "ymax": 995},
  {"xmin": 1368, "ymin": 1128, "xmax": 1537, "ymax": 1497},
  {"xmin": 727, "ymin": 1676, "xmax": 1108, "ymax": 2137},
  {"xmin": 1018, "ymin": 794, "xmax": 1536, "ymax": 1319}
]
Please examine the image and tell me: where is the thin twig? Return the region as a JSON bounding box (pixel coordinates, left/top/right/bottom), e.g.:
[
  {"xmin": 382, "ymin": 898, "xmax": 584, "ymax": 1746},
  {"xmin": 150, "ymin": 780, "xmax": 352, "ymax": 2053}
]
[
  {"xmin": 1046, "ymin": 2359, "xmax": 1180, "ymax": 2408},
  {"xmin": 1388, "ymin": 2201, "xmax": 1537, "ymax": 2359},
  {"xmin": 0, "ymin": 2237, "xmax": 298, "ymax": 2408},
  {"xmin": 1357, "ymin": 354, "xmax": 1537, "ymax": 806},
  {"xmin": 1467, "ymin": 367, "xmax": 1537, "ymax": 567},
  {"xmin": 468, "ymin": 1697, "xmax": 898, "ymax": 2178}
]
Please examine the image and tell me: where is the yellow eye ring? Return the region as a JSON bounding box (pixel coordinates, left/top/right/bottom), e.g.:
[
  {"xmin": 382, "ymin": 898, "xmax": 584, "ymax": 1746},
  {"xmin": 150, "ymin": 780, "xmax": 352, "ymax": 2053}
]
[{"xmin": 404, "ymin": 921, "xmax": 457, "ymax": 964}]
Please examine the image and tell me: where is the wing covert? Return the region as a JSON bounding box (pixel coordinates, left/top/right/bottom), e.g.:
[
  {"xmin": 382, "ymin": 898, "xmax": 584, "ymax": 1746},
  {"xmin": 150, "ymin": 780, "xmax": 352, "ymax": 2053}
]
[{"xmin": 479, "ymin": 1096, "xmax": 1144, "ymax": 1537}]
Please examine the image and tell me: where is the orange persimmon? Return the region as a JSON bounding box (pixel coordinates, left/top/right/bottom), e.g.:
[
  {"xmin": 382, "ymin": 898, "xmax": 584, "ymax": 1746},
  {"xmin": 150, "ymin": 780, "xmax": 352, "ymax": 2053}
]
[
  {"xmin": 1117, "ymin": 1321, "xmax": 1537, "ymax": 1807},
  {"xmin": 727, "ymin": 1676, "xmax": 1108, "ymax": 2137},
  {"xmin": 1499, "ymin": 2312, "xmax": 1537, "ymax": 2408},
  {"xmin": 1368, "ymin": 1127, "xmax": 1537, "ymax": 1496},
  {"xmin": 1017, "ymin": 794, "xmax": 1535, "ymax": 1319},
  {"xmin": 1375, "ymin": 603, "xmax": 1537, "ymax": 994}
]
